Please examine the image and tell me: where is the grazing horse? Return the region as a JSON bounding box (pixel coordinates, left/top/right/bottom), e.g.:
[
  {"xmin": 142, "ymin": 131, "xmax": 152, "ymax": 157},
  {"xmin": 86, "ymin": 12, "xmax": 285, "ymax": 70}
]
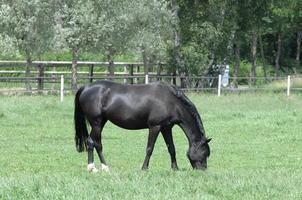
[{"xmin": 74, "ymin": 80, "xmax": 211, "ymax": 172}]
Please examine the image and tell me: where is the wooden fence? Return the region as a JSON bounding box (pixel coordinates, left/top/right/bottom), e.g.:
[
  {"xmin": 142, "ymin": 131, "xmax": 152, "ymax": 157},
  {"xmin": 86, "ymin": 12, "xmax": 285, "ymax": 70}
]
[
  {"xmin": 1, "ymin": 61, "xmax": 301, "ymax": 96},
  {"xmin": 0, "ymin": 60, "xmax": 177, "ymax": 93}
]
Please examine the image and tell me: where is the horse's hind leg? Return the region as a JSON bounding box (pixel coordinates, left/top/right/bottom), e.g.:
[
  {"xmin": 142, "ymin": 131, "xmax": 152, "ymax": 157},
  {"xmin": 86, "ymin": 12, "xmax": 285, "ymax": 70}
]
[
  {"xmin": 161, "ymin": 128, "xmax": 179, "ymax": 170},
  {"xmin": 88, "ymin": 118, "xmax": 109, "ymax": 172},
  {"xmin": 87, "ymin": 131, "xmax": 98, "ymax": 172}
]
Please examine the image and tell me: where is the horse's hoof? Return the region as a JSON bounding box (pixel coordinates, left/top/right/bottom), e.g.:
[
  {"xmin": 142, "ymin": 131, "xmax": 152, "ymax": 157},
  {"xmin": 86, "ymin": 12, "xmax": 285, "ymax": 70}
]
[
  {"xmin": 172, "ymin": 164, "xmax": 179, "ymax": 171},
  {"xmin": 172, "ymin": 167, "xmax": 179, "ymax": 171},
  {"xmin": 90, "ymin": 167, "xmax": 99, "ymax": 173},
  {"xmin": 101, "ymin": 164, "xmax": 109, "ymax": 172},
  {"xmin": 87, "ymin": 163, "xmax": 99, "ymax": 173}
]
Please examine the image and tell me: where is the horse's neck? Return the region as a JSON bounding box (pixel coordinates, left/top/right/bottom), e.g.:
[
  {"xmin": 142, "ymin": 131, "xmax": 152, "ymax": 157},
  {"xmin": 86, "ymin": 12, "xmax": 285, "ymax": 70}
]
[{"xmin": 178, "ymin": 112, "xmax": 205, "ymax": 145}]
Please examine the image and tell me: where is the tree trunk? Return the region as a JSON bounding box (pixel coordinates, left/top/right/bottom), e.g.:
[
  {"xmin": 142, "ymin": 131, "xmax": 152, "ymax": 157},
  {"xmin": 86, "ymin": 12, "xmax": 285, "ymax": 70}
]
[
  {"xmin": 275, "ymin": 32, "xmax": 282, "ymax": 79},
  {"xmin": 172, "ymin": 70, "xmax": 177, "ymax": 85},
  {"xmin": 107, "ymin": 54, "xmax": 114, "ymax": 81},
  {"xmin": 142, "ymin": 46, "xmax": 149, "ymax": 76},
  {"xmin": 171, "ymin": 0, "xmax": 187, "ymax": 88},
  {"xmin": 37, "ymin": 63, "xmax": 44, "ymax": 93},
  {"xmin": 233, "ymin": 42, "xmax": 240, "ymax": 88},
  {"xmin": 156, "ymin": 62, "xmax": 162, "ymax": 81},
  {"xmin": 25, "ymin": 57, "xmax": 32, "ymax": 92},
  {"xmin": 250, "ymin": 31, "xmax": 257, "ymax": 85},
  {"xmin": 295, "ymin": 31, "xmax": 302, "ymax": 73},
  {"xmin": 259, "ymin": 34, "xmax": 268, "ymax": 81},
  {"xmin": 71, "ymin": 48, "xmax": 78, "ymax": 92}
]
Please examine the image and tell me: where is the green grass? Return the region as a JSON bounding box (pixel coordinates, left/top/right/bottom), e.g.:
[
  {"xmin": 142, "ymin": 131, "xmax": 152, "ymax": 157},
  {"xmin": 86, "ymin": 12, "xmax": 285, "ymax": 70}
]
[{"xmin": 0, "ymin": 94, "xmax": 302, "ymax": 199}]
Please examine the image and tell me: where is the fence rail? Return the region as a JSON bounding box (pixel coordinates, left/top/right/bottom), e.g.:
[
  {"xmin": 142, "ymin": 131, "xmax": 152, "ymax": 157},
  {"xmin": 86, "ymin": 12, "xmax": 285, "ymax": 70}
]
[
  {"xmin": 0, "ymin": 61, "xmax": 302, "ymax": 98},
  {"xmin": 0, "ymin": 60, "xmax": 144, "ymax": 66},
  {"xmin": 1, "ymin": 74, "xmax": 301, "ymax": 94}
]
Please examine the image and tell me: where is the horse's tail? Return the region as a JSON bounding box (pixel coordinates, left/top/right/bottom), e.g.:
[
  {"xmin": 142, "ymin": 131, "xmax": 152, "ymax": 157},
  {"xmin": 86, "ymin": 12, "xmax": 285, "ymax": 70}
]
[{"xmin": 74, "ymin": 86, "xmax": 88, "ymax": 152}]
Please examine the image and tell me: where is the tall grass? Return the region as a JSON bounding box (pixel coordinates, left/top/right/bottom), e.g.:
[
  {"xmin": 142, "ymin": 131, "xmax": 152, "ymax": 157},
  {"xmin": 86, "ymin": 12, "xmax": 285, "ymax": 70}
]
[{"xmin": 0, "ymin": 94, "xmax": 301, "ymax": 199}]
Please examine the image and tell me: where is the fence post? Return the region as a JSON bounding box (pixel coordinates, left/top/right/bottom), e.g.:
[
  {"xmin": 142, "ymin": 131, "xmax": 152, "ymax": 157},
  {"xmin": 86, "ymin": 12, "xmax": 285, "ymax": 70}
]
[
  {"xmin": 37, "ymin": 63, "xmax": 44, "ymax": 92},
  {"xmin": 156, "ymin": 62, "xmax": 162, "ymax": 81},
  {"xmin": 51, "ymin": 64, "xmax": 56, "ymax": 94},
  {"xmin": 287, "ymin": 75, "xmax": 291, "ymax": 96},
  {"xmin": 172, "ymin": 70, "xmax": 177, "ymax": 85},
  {"xmin": 145, "ymin": 74, "xmax": 149, "ymax": 84},
  {"xmin": 60, "ymin": 75, "xmax": 64, "ymax": 102},
  {"xmin": 129, "ymin": 64, "xmax": 134, "ymax": 84},
  {"xmin": 123, "ymin": 65, "xmax": 128, "ymax": 84},
  {"xmin": 218, "ymin": 74, "xmax": 222, "ymax": 96},
  {"xmin": 135, "ymin": 66, "xmax": 139, "ymax": 84},
  {"xmin": 89, "ymin": 64, "xmax": 94, "ymax": 83}
]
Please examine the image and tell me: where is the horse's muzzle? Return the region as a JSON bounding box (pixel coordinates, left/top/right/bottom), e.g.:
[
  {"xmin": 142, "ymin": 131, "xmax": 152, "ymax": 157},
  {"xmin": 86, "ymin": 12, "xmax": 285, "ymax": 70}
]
[{"xmin": 194, "ymin": 161, "xmax": 207, "ymax": 170}]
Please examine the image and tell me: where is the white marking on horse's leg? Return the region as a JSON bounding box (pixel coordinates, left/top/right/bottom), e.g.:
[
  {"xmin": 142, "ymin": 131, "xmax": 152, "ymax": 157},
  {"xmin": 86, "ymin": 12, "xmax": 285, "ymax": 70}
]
[
  {"xmin": 101, "ymin": 163, "xmax": 109, "ymax": 172},
  {"xmin": 87, "ymin": 163, "xmax": 98, "ymax": 173}
]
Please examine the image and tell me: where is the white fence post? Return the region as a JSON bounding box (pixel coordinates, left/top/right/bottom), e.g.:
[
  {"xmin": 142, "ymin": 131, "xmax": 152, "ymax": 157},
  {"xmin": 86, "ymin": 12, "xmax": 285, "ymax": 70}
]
[
  {"xmin": 145, "ymin": 74, "xmax": 149, "ymax": 84},
  {"xmin": 287, "ymin": 75, "xmax": 291, "ymax": 96},
  {"xmin": 60, "ymin": 75, "xmax": 64, "ymax": 102},
  {"xmin": 123, "ymin": 65, "xmax": 127, "ymax": 84},
  {"xmin": 218, "ymin": 74, "xmax": 222, "ymax": 97}
]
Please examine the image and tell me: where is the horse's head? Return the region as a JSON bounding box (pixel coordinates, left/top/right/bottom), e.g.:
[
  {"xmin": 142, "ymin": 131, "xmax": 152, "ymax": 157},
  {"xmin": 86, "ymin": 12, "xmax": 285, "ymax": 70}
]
[{"xmin": 187, "ymin": 138, "xmax": 211, "ymax": 170}]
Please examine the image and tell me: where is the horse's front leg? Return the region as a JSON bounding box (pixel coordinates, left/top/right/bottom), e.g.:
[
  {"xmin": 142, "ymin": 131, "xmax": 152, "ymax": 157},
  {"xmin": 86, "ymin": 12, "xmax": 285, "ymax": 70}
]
[
  {"xmin": 142, "ymin": 125, "xmax": 161, "ymax": 170},
  {"xmin": 161, "ymin": 128, "xmax": 179, "ymax": 170}
]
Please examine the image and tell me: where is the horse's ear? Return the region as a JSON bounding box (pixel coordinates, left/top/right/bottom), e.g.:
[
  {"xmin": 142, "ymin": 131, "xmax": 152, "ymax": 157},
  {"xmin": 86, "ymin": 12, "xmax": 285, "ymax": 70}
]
[{"xmin": 206, "ymin": 138, "xmax": 212, "ymax": 143}]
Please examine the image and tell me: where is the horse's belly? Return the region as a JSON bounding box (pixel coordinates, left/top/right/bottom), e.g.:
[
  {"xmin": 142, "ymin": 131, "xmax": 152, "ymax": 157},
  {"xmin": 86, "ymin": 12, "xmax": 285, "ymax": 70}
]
[
  {"xmin": 109, "ymin": 118, "xmax": 148, "ymax": 130},
  {"xmin": 104, "ymin": 99, "xmax": 159, "ymax": 130},
  {"xmin": 106, "ymin": 108, "xmax": 149, "ymax": 130}
]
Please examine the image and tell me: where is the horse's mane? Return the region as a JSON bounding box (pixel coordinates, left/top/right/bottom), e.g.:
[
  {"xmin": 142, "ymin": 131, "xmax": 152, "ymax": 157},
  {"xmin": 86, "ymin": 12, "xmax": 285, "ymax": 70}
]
[{"xmin": 160, "ymin": 82, "xmax": 206, "ymax": 136}]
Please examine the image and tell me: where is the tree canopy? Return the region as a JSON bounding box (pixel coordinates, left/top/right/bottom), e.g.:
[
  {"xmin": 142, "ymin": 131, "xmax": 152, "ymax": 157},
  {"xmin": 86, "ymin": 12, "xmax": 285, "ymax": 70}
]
[{"xmin": 0, "ymin": 0, "xmax": 301, "ymax": 83}]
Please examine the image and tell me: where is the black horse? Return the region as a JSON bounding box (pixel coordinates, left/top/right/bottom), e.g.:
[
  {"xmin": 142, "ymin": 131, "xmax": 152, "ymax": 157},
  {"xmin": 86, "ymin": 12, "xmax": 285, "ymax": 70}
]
[{"xmin": 74, "ymin": 80, "xmax": 211, "ymax": 172}]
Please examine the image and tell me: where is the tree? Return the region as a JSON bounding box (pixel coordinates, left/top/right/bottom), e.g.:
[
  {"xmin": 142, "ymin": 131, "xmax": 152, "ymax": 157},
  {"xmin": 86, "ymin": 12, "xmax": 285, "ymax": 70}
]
[
  {"xmin": 90, "ymin": 0, "xmax": 135, "ymax": 78},
  {"xmin": 290, "ymin": 0, "xmax": 302, "ymax": 73},
  {"xmin": 168, "ymin": 0, "xmax": 243, "ymax": 88},
  {"xmin": 0, "ymin": 0, "xmax": 56, "ymax": 91},
  {"xmin": 268, "ymin": 0, "xmax": 292, "ymax": 77},
  {"xmin": 168, "ymin": 0, "xmax": 223, "ymax": 87},
  {"xmin": 128, "ymin": 0, "xmax": 174, "ymax": 74},
  {"xmin": 238, "ymin": 1, "xmax": 270, "ymax": 84},
  {"xmin": 60, "ymin": 0, "xmax": 98, "ymax": 90}
]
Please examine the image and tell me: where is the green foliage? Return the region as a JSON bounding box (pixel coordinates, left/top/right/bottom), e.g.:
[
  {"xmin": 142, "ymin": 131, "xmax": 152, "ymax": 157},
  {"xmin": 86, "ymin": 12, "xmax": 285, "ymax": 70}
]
[
  {"xmin": 230, "ymin": 60, "xmax": 251, "ymax": 78},
  {"xmin": 0, "ymin": 35, "xmax": 21, "ymax": 59},
  {"xmin": 127, "ymin": 0, "xmax": 174, "ymax": 62},
  {"xmin": 174, "ymin": 1, "xmax": 224, "ymax": 74},
  {"xmin": 92, "ymin": 0, "xmax": 136, "ymax": 57},
  {"xmin": 0, "ymin": 0, "xmax": 301, "ymax": 77},
  {"xmin": 60, "ymin": 0, "xmax": 98, "ymax": 52},
  {"xmin": 0, "ymin": 0, "xmax": 56, "ymax": 60},
  {"xmin": 182, "ymin": 21, "xmax": 222, "ymax": 74}
]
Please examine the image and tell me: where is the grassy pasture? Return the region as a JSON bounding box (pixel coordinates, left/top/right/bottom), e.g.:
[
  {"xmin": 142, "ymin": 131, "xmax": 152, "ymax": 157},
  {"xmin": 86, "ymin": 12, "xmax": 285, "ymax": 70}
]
[{"xmin": 0, "ymin": 93, "xmax": 301, "ymax": 199}]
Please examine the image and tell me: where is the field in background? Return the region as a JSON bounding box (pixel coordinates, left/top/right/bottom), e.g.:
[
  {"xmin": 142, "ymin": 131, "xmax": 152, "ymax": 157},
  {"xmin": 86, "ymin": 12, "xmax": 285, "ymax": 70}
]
[{"xmin": 0, "ymin": 94, "xmax": 302, "ymax": 199}]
